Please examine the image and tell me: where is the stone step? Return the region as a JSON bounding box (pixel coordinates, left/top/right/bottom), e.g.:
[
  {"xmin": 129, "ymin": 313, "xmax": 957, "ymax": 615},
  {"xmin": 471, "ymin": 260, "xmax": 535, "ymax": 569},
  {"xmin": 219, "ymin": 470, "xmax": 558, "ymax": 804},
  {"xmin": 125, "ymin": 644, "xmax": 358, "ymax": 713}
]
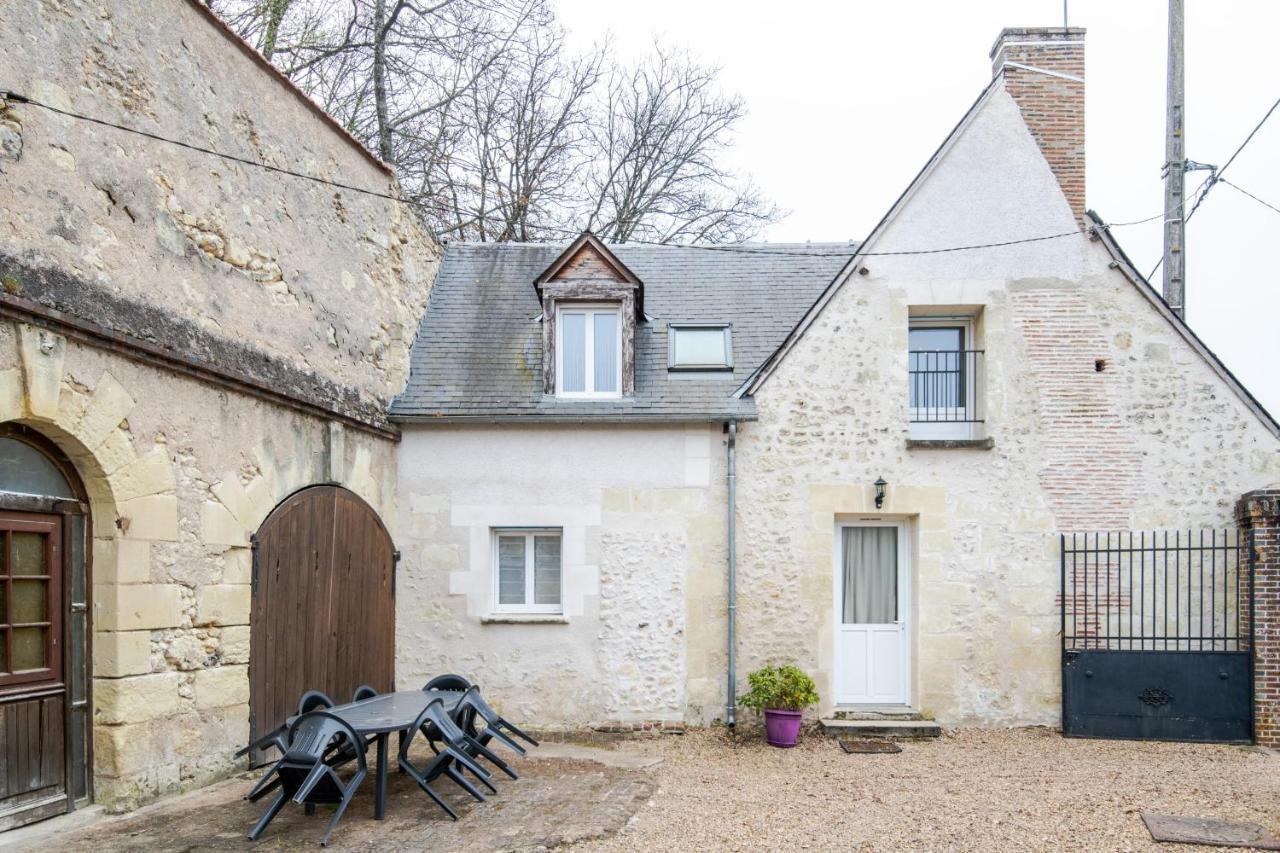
[
  {"xmin": 820, "ymin": 718, "xmax": 942, "ymax": 739},
  {"xmin": 830, "ymin": 706, "xmax": 925, "ymax": 721}
]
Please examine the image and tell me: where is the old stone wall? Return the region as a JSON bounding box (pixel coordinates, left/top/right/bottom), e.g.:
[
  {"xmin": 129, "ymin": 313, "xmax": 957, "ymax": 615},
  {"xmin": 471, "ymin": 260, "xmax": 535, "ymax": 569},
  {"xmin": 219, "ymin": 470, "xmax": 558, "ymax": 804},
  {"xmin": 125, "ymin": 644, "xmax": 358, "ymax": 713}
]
[
  {"xmin": 733, "ymin": 83, "xmax": 1280, "ymax": 726},
  {"xmin": 0, "ymin": 0, "xmax": 437, "ymax": 411},
  {"xmin": 0, "ymin": 0, "xmax": 438, "ymax": 816},
  {"xmin": 2, "ymin": 323, "xmax": 397, "ymax": 810},
  {"xmin": 396, "ymin": 423, "xmax": 727, "ymax": 727}
]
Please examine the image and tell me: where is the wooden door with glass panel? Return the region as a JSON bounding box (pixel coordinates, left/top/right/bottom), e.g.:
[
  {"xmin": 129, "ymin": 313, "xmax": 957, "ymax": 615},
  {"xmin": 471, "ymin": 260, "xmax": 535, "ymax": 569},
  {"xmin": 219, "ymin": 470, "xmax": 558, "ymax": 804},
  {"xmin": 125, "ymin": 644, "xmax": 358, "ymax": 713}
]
[{"xmin": 0, "ymin": 511, "xmax": 66, "ymax": 827}]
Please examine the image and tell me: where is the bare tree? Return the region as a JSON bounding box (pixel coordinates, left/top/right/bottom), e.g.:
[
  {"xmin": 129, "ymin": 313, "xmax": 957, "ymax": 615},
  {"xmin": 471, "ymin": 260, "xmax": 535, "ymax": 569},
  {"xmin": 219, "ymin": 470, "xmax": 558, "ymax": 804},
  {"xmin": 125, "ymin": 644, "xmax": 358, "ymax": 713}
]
[
  {"xmin": 211, "ymin": 4, "xmax": 780, "ymax": 244},
  {"xmin": 582, "ymin": 45, "xmax": 780, "ymax": 243},
  {"xmin": 425, "ymin": 30, "xmax": 605, "ymax": 240}
]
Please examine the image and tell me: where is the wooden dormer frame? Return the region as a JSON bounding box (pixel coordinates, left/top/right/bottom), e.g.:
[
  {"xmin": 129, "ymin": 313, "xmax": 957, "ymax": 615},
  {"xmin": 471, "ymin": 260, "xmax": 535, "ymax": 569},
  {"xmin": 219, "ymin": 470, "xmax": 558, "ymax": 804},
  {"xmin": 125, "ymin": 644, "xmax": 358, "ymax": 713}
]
[{"xmin": 535, "ymin": 232, "xmax": 644, "ymax": 397}]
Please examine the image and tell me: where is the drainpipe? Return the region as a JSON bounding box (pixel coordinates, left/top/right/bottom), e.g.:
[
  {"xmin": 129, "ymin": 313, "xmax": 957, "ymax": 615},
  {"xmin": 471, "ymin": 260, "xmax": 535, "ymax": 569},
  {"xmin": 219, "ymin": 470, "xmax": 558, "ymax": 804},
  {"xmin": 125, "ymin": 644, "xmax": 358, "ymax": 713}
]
[{"xmin": 726, "ymin": 419, "xmax": 737, "ymax": 728}]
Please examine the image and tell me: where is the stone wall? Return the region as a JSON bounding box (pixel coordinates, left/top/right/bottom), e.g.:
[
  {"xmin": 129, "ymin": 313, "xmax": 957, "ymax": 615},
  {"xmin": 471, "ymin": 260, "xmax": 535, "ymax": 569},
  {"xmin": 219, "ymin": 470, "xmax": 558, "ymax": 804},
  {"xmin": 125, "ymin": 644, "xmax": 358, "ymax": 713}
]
[
  {"xmin": 396, "ymin": 423, "xmax": 727, "ymax": 727},
  {"xmin": 732, "ymin": 82, "xmax": 1280, "ymax": 726},
  {"xmin": 0, "ymin": 0, "xmax": 438, "ymax": 814},
  {"xmin": 2, "ymin": 325, "xmax": 397, "ymax": 810},
  {"xmin": 0, "ymin": 0, "xmax": 436, "ymax": 410}
]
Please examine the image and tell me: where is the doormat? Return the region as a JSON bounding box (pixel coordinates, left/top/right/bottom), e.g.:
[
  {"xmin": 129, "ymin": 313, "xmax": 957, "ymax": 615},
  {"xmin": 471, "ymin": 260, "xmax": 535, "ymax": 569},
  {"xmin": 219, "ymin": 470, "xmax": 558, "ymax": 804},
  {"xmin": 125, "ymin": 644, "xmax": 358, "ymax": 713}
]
[
  {"xmin": 1142, "ymin": 813, "xmax": 1280, "ymax": 850},
  {"xmin": 838, "ymin": 738, "xmax": 901, "ymax": 754}
]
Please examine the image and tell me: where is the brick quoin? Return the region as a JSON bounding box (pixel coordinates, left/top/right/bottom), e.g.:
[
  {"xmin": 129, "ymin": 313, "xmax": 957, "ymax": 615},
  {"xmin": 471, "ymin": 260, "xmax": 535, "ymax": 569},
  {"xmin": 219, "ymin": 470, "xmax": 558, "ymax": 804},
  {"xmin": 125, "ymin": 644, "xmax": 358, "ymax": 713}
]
[
  {"xmin": 991, "ymin": 27, "xmax": 1086, "ymax": 222},
  {"xmin": 1235, "ymin": 489, "xmax": 1280, "ymax": 747}
]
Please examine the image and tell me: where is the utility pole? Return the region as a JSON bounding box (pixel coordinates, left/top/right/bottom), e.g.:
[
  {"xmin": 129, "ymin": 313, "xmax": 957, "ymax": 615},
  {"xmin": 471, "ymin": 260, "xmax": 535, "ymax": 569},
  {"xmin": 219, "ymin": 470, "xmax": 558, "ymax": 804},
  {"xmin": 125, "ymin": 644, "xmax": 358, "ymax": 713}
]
[{"xmin": 1162, "ymin": 0, "xmax": 1186, "ymax": 318}]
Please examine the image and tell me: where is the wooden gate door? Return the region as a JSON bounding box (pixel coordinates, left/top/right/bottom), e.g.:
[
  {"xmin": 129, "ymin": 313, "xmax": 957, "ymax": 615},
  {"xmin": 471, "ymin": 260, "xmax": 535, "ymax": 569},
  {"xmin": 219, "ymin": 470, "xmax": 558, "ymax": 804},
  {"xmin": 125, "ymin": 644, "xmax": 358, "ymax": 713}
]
[
  {"xmin": 0, "ymin": 511, "xmax": 67, "ymax": 829},
  {"xmin": 249, "ymin": 486, "xmax": 395, "ymax": 759}
]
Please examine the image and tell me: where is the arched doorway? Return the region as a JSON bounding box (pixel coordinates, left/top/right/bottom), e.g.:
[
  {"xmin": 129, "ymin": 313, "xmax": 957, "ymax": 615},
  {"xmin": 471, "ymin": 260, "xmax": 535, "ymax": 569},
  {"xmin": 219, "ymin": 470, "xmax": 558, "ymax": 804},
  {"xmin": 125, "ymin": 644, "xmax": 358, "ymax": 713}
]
[
  {"xmin": 0, "ymin": 425, "xmax": 91, "ymax": 830},
  {"xmin": 248, "ymin": 485, "xmax": 395, "ymax": 761}
]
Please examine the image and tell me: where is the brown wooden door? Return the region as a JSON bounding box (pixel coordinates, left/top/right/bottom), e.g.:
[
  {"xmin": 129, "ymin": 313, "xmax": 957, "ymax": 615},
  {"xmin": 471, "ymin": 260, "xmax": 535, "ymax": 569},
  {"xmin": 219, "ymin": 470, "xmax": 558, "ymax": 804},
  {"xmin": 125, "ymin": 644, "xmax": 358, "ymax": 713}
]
[
  {"xmin": 249, "ymin": 486, "xmax": 395, "ymax": 758},
  {"xmin": 0, "ymin": 512, "xmax": 68, "ymax": 829}
]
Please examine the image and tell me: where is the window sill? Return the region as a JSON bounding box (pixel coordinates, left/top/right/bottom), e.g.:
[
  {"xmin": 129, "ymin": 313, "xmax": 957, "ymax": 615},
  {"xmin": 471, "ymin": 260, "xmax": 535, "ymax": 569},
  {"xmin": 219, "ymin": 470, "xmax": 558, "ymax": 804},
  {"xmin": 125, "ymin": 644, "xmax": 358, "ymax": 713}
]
[
  {"xmin": 480, "ymin": 614, "xmax": 569, "ymax": 625},
  {"xmin": 905, "ymin": 437, "xmax": 994, "ymax": 450}
]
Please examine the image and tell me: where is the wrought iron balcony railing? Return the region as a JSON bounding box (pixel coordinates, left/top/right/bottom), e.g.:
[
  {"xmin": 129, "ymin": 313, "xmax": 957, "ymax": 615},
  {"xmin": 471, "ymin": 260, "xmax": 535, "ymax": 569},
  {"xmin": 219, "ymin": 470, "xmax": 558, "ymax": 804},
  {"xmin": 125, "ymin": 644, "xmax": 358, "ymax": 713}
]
[{"xmin": 908, "ymin": 349, "xmax": 984, "ymax": 423}]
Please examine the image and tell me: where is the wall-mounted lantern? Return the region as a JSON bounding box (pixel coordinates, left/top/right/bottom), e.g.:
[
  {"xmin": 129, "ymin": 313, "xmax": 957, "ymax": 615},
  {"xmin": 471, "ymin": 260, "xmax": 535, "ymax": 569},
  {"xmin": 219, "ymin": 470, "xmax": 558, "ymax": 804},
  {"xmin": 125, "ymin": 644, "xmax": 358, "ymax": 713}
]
[{"xmin": 874, "ymin": 477, "xmax": 887, "ymax": 509}]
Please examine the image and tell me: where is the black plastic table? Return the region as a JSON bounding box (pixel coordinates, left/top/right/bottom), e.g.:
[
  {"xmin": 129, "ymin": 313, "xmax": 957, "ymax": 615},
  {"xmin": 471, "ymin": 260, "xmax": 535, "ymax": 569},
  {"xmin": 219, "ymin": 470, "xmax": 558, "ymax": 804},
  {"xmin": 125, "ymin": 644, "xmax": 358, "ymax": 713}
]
[{"xmin": 289, "ymin": 689, "xmax": 463, "ymax": 820}]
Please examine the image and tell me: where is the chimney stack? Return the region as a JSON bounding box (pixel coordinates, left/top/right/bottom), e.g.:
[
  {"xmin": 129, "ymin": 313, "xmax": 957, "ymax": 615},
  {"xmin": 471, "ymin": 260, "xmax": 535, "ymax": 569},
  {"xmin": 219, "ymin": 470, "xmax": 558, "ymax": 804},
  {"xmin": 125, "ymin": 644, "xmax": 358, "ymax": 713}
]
[{"xmin": 990, "ymin": 27, "xmax": 1086, "ymax": 220}]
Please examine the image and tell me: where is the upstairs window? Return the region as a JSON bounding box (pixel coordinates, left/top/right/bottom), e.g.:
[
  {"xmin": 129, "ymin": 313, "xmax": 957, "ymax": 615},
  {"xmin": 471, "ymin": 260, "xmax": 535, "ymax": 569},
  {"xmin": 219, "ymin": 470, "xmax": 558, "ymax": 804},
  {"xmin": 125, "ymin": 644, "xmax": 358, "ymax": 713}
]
[
  {"xmin": 669, "ymin": 324, "xmax": 732, "ymax": 370},
  {"xmin": 557, "ymin": 304, "xmax": 621, "ymax": 398},
  {"xmin": 908, "ymin": 316, "xmax": 983, "ymax": 439}
]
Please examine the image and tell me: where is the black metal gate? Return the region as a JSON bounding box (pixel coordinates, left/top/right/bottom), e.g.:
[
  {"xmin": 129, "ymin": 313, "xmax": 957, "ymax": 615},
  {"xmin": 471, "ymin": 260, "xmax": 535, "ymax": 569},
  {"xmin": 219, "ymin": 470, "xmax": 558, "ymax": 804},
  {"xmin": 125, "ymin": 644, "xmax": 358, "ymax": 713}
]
[{"xmin": 1061, "ymin": 530, "xmax": 1254, "ymax": 743}]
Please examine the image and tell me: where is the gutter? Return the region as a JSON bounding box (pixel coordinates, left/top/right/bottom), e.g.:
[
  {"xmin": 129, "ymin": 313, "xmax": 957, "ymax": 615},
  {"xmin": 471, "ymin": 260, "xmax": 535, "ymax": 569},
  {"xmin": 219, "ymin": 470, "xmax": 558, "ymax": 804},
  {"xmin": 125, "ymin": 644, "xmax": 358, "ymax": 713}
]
[{"xmin": 726, "ymin": 419, "xmax": 738, "ymax": 728}]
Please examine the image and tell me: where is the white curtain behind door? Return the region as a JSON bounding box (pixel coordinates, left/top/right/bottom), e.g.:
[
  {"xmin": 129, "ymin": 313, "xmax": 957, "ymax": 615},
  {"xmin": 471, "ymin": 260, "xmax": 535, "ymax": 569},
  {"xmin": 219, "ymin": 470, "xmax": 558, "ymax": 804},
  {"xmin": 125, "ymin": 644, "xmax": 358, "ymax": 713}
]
[{"xmin": 842, "ymin": 527, "xmax": 897, "ymax": 624}]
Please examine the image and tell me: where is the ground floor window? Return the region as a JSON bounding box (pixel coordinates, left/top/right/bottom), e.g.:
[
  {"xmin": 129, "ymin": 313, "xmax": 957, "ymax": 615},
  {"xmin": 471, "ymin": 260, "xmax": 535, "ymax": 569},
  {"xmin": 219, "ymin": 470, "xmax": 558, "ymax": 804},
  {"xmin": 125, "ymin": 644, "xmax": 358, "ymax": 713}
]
[{"xmin": 493, "ymin": 529, "xmax": 562, "ymax": 613}]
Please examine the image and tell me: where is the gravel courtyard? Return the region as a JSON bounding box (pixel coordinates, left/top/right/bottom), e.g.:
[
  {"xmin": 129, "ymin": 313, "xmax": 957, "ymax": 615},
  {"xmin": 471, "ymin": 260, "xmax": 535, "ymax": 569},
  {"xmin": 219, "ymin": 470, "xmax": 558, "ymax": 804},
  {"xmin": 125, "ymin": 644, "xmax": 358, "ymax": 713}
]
[
  {"xmin": 10, "ymin": 728, "xmax": 1277, "ymax": 852},
  {"xmin": 581, "ymin": 727, "xmax": 1280, "ymax": 852}
]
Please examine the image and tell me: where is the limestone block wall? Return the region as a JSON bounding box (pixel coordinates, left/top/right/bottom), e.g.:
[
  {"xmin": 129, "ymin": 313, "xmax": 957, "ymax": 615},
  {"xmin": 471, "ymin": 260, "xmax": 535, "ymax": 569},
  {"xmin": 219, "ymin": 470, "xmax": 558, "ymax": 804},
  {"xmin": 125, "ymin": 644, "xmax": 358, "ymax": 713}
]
[
  {"xmin": 1, "ymin": 322, "xmax": 396, "ymax": 811},
  {"xmin": 0, "ymin": 0, "xmax": 436, "ymax": 408},
  {"xmin": 728, "ymin": 81, "xmax": 1280, "ymax": 727},
  {"xmin": 396, "ymin": 423, "xmax": 727, "ymax": 727},
  {"xmin": 736, "ymin": 235, "xmax": 1280, "ymax": 726}
]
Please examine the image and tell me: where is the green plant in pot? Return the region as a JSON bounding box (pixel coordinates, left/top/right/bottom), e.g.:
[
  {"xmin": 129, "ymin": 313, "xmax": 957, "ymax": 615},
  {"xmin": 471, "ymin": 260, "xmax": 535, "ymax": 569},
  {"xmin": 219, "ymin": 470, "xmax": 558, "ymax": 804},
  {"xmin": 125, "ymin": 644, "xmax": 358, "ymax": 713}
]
[{"xmin": 739, "ymin": 664, "xmax": 819, "ymax": 747}]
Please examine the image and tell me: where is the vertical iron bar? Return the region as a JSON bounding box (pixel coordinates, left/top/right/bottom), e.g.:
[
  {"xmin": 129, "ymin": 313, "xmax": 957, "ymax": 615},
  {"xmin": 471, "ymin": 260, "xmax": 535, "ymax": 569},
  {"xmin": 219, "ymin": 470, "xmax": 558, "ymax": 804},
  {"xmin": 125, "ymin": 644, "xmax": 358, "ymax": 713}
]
[
  {"xmin": 1060, "ymin": 534, "xmax": 1067, "ymax": 651},
  {"xmin": 1092, "ymin": 531, "xmax": 1099, "ymax": 648},
  {"xmin": 1167, "ymin": 530, "xmax": 1173, "ymax": 651},
  {"xmin": 1139, "ymin": 530, "xmax": 1145, "ymax": 651},
  {"xmin": 1105, "ymin": 531, "xmax": 1112, "ymax": 648},
  {"xmin": 1072, "ymin": 532, "xmax": 1078, "ymax": 649},
  {"xmin": 1210, "ymin": 529, "xmax": 1217, "ymax": 651},
  {"xmin": 1198, "ymin": 528, "xmax": 1204, "ymax": 651}
]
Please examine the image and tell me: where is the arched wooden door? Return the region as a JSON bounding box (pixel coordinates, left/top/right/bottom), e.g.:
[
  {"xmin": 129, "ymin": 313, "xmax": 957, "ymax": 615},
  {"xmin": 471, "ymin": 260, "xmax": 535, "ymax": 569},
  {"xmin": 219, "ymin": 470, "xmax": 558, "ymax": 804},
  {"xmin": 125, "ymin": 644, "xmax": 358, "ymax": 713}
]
[{"xmin": 249, "ymin": 486, "xmax": 395, "ymax": 757}]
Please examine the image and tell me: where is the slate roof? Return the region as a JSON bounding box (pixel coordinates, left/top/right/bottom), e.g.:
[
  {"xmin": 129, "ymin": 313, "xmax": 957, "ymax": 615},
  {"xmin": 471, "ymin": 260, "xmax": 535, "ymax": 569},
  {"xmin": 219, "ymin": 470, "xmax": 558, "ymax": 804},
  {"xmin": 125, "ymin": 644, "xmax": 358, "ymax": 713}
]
[{"xmin": 389, "ymin": 240, "xmax": 857, "ymax": 422}]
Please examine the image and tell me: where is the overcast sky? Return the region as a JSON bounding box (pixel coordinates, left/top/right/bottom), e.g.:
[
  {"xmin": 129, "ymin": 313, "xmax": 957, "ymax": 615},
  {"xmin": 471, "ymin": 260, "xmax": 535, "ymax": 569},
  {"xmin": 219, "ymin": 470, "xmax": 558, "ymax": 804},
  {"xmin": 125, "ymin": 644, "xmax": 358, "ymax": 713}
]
[{"xmin": 556, "ymin": 0, "xmax": 1280, "ymax": 419}]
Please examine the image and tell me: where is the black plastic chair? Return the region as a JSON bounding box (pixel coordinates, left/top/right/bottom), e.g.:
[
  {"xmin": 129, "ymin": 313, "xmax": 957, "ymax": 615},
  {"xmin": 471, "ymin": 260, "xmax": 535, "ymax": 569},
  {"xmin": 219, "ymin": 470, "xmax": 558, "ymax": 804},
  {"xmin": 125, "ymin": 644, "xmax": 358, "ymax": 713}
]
[
  {"xmin": 243, "ymin": 690, "xmax": 338, "ymax": 802},
  {"xmin": 422, "ymin": 673, "xmax": 472, "ymax": 693},
  {"xmin": 352, "ymin": 684, "xmax": 379, "ymax": 702},
  {"xmin": 399, "ymin": 698, "xmax": 501, "ymax": 818},
  {"xmin": 247, "ymin": 710, "xmax": 368, "ymax": 847},
  {"xmin": 454, "ymin": 685, "xmax": 539, "ymax": 756}
]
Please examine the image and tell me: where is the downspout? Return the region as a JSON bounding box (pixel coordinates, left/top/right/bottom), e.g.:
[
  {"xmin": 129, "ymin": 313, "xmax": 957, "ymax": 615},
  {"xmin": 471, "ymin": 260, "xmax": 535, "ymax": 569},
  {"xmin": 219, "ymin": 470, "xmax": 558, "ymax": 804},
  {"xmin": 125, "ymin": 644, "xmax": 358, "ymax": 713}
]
[{"xmin": 726, "ymin": 419, "xmax": 737, "ymax": 728}]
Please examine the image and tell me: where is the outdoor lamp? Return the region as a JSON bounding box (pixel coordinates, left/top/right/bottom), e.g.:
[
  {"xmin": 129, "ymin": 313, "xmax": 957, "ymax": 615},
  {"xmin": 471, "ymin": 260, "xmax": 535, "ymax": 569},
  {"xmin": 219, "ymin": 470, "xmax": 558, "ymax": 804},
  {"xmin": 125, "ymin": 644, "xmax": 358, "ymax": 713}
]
[{"xmin": 874, "ymin": 477, "xmax": 887, "ymax": 509}]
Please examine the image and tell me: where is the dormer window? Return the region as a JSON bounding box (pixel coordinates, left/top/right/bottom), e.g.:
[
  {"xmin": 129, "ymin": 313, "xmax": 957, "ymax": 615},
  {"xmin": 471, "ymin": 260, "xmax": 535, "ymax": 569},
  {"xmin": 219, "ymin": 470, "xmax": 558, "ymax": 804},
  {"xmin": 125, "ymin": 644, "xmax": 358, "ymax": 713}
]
[
  {"xmin": 557, "ymin": 304, "xmax": 621, "ymax": 397},
  {"xmin": 535, "ymin": 233, "xmax": 643, "ymax": 400},
  {"xmin": 669, "ymin": 324, "xmax": 732, "ymax": 371}
]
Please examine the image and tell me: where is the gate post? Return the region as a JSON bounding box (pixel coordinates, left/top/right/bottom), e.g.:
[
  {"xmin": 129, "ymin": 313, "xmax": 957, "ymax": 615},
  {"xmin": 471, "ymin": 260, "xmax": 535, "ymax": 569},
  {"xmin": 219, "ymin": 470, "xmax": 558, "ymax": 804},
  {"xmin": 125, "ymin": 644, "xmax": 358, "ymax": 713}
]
[{"xmin": 1236, "ymin": 488, "xmax": 1280, "ymax": 747}]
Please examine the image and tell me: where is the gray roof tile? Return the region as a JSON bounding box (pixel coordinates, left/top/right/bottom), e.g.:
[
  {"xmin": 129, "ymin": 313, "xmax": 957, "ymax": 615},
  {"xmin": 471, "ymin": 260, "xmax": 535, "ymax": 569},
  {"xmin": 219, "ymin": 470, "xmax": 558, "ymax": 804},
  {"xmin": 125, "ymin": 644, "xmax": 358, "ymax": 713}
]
[{"xmin": 390, "ymin": 240, "xmax": 857, "ymax": 422}]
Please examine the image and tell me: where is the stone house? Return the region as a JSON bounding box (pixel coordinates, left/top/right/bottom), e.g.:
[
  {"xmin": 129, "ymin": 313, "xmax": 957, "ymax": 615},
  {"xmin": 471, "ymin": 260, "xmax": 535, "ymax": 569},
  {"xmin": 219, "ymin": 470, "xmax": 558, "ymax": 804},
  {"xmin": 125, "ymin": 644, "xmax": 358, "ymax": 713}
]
[
  {"xmin": 391, "ymin": 27, "xmax": 1280, "ymax": 734},
  {"xmin": 2, "ymin": 1, "xmax": 1280, "ymax": 839},
  {"xmin": 0, "ymin": 0, "xmax": 437, "ymax": 829}
]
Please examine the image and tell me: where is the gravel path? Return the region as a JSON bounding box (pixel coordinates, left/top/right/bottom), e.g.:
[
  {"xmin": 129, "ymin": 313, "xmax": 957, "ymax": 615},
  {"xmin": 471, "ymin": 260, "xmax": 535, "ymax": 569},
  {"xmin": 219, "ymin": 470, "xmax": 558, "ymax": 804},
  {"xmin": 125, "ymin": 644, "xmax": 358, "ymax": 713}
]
[{"xmin": 573, "ymin": 727, "xmax": 1280, "ymax": 852}]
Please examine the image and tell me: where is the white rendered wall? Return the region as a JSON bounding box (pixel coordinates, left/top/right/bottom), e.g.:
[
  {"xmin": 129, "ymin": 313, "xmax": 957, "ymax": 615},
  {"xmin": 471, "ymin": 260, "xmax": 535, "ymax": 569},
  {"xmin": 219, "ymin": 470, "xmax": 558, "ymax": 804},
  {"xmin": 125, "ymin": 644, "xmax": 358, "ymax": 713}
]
[{"xmin": 396, "ymin": 423, "xmax": 727, "ymax": 726}]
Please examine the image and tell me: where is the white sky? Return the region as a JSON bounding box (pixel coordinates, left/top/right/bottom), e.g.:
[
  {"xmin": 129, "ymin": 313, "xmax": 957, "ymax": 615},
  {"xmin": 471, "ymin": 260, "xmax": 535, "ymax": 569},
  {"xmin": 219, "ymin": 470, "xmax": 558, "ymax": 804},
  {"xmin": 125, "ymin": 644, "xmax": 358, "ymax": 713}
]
[{"xmin": 556, "ymin": 0, "xmax": 1280, "ymax": 418}]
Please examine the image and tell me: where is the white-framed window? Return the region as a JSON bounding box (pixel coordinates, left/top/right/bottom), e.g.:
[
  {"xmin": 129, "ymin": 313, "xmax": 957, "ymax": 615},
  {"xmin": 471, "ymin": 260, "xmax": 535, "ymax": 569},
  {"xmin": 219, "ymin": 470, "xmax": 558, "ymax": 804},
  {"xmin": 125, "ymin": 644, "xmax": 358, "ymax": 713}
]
[
  {"xmin": 556, "ymin": 303, "xmax": 621, "ymax": 398},
  {"xmin": 492, "ymin": 529, "xmax": 562, "ymax": 613},
  {"xmin": 908, "ymin": 315, "xmax": 981, "ymax": 439},
  {"xmin": 668, "ymin": 324, "xmax": 732, "ymax": 370}
]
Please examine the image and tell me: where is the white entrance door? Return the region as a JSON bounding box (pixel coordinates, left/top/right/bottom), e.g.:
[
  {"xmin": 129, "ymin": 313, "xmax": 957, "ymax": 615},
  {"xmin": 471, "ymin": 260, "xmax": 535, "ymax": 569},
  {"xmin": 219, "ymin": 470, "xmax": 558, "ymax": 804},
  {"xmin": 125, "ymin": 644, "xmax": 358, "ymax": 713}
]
[{"xmin": 835, "ymin": 523, "xmax": 909, "ymax": 704}]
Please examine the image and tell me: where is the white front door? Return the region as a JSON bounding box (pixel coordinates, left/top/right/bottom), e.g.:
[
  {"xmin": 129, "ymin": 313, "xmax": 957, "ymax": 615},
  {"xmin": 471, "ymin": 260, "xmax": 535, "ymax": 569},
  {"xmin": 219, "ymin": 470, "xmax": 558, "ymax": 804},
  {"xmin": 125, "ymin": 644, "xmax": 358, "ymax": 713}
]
[{"xmin": 835, "ymin": 523, "xmax": 909, "ymax": 705}]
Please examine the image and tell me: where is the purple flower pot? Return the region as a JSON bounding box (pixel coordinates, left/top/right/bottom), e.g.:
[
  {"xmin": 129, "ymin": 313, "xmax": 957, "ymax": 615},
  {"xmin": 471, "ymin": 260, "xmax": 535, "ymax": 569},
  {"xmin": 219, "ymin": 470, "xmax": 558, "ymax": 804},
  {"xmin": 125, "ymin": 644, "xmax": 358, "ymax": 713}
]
[{"xmin": 763, "ymin": 708, "xmax": 803, "ymax": 747}]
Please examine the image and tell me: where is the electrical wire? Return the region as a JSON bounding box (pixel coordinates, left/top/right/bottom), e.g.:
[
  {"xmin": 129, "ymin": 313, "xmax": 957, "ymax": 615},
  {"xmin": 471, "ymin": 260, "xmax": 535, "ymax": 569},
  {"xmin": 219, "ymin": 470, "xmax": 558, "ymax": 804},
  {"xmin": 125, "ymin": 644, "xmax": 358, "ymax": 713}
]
[
  {"xmin": 0, "ymin": 88, "xmax": 1198, "ymax": 260},
  {"xmin": 1221, "ymin": 179, "xmax": 1280, "ymax": 217},
  {"xmin": 1147, "ymin": 93, "xmax": 1280, "ymax": 279}
]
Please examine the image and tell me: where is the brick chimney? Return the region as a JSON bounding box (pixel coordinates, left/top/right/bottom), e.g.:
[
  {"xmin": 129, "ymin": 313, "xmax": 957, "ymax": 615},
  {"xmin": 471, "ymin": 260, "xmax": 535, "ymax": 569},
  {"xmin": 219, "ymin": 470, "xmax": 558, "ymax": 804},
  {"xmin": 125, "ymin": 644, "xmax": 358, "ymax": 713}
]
[{"xmin": 990, "ymin": 27, "xmax": 1086, "ymax": 220}]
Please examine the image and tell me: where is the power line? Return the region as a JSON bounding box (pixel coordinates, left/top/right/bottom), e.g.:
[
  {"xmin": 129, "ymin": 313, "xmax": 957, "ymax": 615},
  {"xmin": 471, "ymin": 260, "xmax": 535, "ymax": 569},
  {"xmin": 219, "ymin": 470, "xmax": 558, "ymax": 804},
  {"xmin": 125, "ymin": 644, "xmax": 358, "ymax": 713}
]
[
  {"xmin": 1221, "ymin": 179, "xmax": 1280, "ymax": 217},
  {"xmin": 0, "ymin": 88, "xmax": 1195, "ymax": 261},
  {"xmin": 1147, "ymin": 93, "xmax": 1280, "ymax": 279}
]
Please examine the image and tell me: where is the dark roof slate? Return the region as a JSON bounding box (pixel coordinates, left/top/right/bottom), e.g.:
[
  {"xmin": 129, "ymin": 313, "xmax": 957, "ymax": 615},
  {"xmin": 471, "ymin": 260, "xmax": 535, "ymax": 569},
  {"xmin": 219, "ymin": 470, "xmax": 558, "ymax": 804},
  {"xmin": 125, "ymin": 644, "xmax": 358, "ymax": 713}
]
[{"xmin": 390, "ymin": 240, "xmax": 856, "ymax": 422}]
